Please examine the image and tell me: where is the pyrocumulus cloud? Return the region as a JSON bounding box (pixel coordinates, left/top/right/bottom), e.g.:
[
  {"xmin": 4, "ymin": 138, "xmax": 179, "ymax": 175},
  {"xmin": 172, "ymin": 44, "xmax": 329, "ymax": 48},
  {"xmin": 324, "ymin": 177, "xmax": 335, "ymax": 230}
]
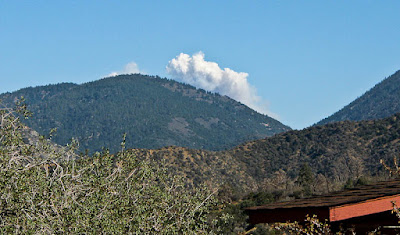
[
  {"xmin": 108, "ymin": 62, "xmax": 144, "ymax": 77},
  {"xmin": 166, "ymin": 52, "xmax": 277, "ymax": 118}
]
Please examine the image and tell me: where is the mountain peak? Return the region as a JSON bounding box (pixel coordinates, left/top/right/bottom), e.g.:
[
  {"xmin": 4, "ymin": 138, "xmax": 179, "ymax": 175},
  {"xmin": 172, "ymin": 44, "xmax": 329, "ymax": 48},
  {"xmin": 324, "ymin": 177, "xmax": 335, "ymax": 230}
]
[
  {"xmin": 0, "ymin": 74, "xmax": 290, "ymax": 153},
  {"xmin": 317, "ymin": 69, "xmax": 400, "ymax": 125}
]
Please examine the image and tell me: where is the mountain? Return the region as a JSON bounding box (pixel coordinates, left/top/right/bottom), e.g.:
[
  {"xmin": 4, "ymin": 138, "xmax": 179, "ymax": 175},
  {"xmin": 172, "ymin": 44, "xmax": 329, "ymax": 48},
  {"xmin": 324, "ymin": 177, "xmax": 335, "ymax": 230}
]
[
  {"xmin": 0, "ymin": 74, "xmax": 290, "ymax": 153},
  {"xmin": 317, "ymin": 70, "xmax": 400, "ymax": 125},
  {"xmin": 4, "ymin": 76, "xmax": 400, "ymax": 197},
  {"xmin": 127, "ymin": 113, "xmax": 400, "ymax": 195}
]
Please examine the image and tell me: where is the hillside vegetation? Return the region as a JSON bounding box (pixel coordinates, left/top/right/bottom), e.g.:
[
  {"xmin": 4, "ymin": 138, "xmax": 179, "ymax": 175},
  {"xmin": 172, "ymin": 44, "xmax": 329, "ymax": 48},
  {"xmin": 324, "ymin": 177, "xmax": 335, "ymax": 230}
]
[
  {"xmin": 4, "ymin": 74, "xmax": 400, "ymax": 195},
  {"xmin": 0, "ymin": 101, "xmax": 221, "ymax": 234},
  {"xmin": 130, "ymin": 113, "xmax": 400, "ymax": 196},
  {"xmin": 318, "ymin": 70, "xmax": 400, "ymax": 125},
  {"xmin": 3, "ymin": 100, "xmax": 400, "ymax": 233},
  {"xmin": 0, "ymin": 74, "xmax": 290, "ymax": 153}
]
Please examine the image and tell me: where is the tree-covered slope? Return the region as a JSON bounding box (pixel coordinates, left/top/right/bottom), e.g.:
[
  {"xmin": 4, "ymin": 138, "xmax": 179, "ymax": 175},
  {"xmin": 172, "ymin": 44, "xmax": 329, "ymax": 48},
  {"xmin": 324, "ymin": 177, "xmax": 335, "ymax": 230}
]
[
  {"xmin": 228, "ymin": 115, "xmax": 400, "ymax": 186},
  {"xmin": 130, "ymin": 113, "xmax": 400, "ymax": 194},
  {"xmin": 0, "ymin": 74, "xmax": 290, "ymax": 153},
  {"xmin": 318, "ymin": 70, "xmax": 400, "ymax": 125}
]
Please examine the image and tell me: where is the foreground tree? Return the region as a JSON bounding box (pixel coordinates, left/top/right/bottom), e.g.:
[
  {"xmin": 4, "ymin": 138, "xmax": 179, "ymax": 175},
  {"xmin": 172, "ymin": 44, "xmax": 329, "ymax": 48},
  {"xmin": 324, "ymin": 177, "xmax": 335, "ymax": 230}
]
[{"xmin": 0, "ymin": 100, "xmax": 219, "ymax": 234}]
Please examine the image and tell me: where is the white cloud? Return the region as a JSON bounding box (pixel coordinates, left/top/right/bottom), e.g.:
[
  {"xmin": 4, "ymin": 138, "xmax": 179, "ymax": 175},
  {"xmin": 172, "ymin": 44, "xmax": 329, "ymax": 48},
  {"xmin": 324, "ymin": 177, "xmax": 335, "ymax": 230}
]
[
  {"xmin": 166, "ymin": 52, "xmax": 278, "ymax": 119},
  {"xmin": 108, "ymin": 62, "xmax": 144, "ymax": 77}
]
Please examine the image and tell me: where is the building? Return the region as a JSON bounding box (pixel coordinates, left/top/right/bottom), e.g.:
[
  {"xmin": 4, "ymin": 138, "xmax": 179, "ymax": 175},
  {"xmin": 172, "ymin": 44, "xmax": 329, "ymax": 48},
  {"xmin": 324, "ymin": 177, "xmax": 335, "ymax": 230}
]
[{"xmin": 245, "ymin": 179, "xmax": 400, "ymax": 234}]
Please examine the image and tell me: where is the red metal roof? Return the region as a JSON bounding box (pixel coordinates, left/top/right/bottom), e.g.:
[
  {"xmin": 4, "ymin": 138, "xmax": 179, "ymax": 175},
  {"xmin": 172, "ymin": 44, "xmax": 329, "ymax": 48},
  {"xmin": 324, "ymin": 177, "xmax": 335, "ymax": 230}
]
[{"xmin": 246, "ymin": 179, "xmax": 400, "ymax": 224}]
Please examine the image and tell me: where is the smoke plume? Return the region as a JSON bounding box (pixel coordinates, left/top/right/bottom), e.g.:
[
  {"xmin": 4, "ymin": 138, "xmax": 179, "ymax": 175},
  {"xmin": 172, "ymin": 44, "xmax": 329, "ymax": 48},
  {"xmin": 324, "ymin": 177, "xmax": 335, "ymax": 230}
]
[{"xmin": 166, "ymin": 52, "xmax": 277, "ymax": 118}]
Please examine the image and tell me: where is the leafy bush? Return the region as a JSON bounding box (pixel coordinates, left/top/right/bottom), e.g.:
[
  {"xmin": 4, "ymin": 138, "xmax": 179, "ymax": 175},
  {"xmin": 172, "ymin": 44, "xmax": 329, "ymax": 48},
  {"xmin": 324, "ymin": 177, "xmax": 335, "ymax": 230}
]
[
  {"xmin": 272, "ymin": 215, "xmax": 331, "ymax": 234},
  {"xmin": 0, "ymin": 100, "xmax": 218, "ymax": 234}
]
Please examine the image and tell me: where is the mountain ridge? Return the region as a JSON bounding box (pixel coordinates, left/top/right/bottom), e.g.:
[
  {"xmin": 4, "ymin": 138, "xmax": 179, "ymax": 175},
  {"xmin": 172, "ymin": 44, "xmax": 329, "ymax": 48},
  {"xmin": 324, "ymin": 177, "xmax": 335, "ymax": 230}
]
[
  {"xmin": 317, "ymin": 69, "xmax": 400, "ymax": 125},
  {"xmin": 108, "ymin": 112, "xmax": 400, "ymax": 195},
  {"xmin": 0, "ymin": 74, "xmax": 290, "ymax": 153},
  {"xmin": 4, "ymin": 74, "xmax": 400, "ymax": 197}
]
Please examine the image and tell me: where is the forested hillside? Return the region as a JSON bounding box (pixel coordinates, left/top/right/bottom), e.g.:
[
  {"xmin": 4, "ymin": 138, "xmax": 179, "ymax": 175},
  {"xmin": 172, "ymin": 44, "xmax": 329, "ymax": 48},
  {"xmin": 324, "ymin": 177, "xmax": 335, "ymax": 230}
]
[
  {"xmin": 4, "ymin": 75, "xmax": 400, "ymax": 195},
  {"xmin": 318, "ymin": 70, "xmax": 400, "ymax": 125},
  {"xmin": 0, "ymin": 74, "xmax": 290, "ymax": 153},
  {"xmin": 3, "ymin": 99, "xmax": 400, "ymax": 233},
  {"xmin": 130, "ymin": 113, "xmax": 400, "ymax": 196}
]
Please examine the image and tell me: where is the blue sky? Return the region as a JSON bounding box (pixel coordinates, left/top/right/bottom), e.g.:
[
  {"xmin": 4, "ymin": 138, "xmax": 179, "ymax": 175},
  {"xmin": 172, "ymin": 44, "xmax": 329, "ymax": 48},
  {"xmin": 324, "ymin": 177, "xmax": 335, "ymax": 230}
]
[{"xmin": 1, "ymin": 1, "xmax": 400, "ymax": 129}]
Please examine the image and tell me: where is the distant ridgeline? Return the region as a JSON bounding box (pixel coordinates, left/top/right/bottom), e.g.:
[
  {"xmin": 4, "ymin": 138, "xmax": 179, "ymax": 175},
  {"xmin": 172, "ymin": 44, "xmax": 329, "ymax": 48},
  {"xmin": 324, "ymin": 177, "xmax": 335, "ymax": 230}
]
[
  {"xmin": 318, "ymin": 70, "xmax": 400, "ymax": 126},
  {"xmin": 3, "ymin": 75, "xmax": 400, "ymax": 195},
  {"xmin": 128, "ymin": 112, "xmax": 400, "ymax": 193},
  {"xmin": 0, "ymin": 74, "xmax": 290, "ymax": 153}
]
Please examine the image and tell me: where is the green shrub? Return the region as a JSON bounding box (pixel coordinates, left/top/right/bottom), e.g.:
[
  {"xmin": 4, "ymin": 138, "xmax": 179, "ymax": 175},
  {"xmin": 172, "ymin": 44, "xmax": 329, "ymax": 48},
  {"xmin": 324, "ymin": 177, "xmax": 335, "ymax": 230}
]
[{"xmin": 0, "ymin": 100, "xmax": 218, "ymax": 234}]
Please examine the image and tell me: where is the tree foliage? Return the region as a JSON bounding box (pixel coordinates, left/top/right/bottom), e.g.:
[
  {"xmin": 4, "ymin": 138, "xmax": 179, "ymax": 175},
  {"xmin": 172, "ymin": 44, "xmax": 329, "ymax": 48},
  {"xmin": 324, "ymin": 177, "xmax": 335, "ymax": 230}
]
[
  {"xmin": 0, "ymin": 74, "xmax": 289, "ymax": 153},
  {"xmin": 297, "ymin": 163, "xmax": 314, "ymax": 196},
  {"xmin": 0, "ymin": 100, "xmax": 219, "ymax": 234},
  {"xmin": 272, "ymin": 215, "xmax": 331, "ymax": 234},
  {"xmin": 318, "ymin": 69, "xmax": 400, "ymax": 125}
]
